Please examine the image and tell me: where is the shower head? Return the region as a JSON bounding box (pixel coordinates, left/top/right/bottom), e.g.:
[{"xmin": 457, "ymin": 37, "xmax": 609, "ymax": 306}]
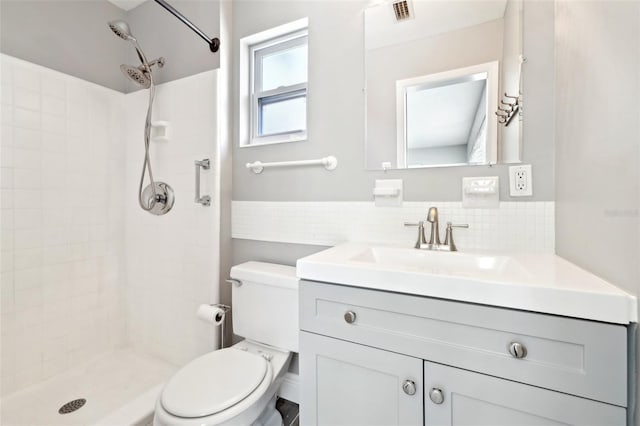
[
  {"xmin": 120, "ymin": 64, "xmax": 151, "ymax": 89},
  {"xmin": 109, "ymin": 20, "xmax": 147, "ymax": 64},
  {"xmin": 108, "ymin": 20, "xmax": 136, "ymax": 42}
]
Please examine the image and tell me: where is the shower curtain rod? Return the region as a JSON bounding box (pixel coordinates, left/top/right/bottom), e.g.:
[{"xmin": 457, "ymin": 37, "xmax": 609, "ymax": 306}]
[{"xmin": 153, "ymin": 0, "xmax": 220, "ymax": 53}]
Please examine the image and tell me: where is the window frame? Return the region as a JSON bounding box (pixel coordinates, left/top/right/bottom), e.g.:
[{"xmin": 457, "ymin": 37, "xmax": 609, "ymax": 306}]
[{"xmin": 248, "ymin": 29, "xmax": 309, "ymax": 146}]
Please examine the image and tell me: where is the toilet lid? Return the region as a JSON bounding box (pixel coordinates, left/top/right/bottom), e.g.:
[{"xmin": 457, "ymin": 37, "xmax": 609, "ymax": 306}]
[{"xmin": 161, "ymin": 348, "xmax": 268, "ymax": 418}]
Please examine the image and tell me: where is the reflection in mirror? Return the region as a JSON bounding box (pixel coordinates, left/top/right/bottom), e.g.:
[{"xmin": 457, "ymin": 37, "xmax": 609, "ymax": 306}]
[
  {"xmin": 365, "ymin": 0, "xmax": 523, "ymax": 170},
  {"xmin": 397, "ymin": 62, "xmax": 499, "ymax": 168}
]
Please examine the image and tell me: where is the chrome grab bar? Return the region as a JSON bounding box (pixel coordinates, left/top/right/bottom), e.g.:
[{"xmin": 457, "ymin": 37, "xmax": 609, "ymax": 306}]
[{"xmin": 194, "ymin": 158, "xmax": 211, "ymax": 206}]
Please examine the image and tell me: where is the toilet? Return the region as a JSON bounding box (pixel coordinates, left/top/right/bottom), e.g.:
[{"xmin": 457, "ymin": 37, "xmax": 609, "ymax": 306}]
[{"xmin": 153, "ymin": 262, "xmax": 299, "ymax": 426}]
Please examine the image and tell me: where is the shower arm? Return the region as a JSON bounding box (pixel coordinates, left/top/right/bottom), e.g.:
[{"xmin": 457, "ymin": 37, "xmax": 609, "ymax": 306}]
[{"xmin": 153, "ymin": 0, "xmax": 220, "ymax": 53}]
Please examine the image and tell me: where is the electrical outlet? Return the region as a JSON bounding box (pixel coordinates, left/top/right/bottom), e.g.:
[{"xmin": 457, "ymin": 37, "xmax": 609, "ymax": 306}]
[{"xmin": 509, "ymin": 165, "xmax": 533, "ymax": 196}]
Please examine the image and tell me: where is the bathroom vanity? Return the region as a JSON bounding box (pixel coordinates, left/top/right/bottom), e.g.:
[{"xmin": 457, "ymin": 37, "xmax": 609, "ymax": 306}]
[{"xmin": 296, "ymin": 244, "xmax": 637, "ymax": 426}]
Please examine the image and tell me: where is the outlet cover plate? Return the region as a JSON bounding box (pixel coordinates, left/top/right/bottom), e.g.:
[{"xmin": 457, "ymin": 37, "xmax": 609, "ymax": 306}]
[{"xmin": 509, "ymin": 164, "xmax": 533, "ymax": 196}]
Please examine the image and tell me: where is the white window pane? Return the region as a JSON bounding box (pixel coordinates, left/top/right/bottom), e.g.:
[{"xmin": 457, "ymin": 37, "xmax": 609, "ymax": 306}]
[
  {"xmin": 260, "ymin": 96, "xmax": 306, "ymax": 136},
  {"xmin": 261, "ymin": 44, "xmax": 308, "ymax": 91}
]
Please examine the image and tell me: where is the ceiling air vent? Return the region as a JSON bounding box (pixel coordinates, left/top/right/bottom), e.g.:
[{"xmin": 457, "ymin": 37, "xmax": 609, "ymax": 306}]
[{"xmin": 392, "ymin": 0, "xmax": 413, "ymax": 22}]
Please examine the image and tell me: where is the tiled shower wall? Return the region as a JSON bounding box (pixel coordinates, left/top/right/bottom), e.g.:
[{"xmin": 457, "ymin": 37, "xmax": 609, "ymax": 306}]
[
  {"xmin": 123, "ymin": 70, "xmax": 220, "ymax": 367},
  {"xmin": 0, "ymin": 55, "xmax": 126, "ymax": 395},
  {"xmin": 0, "ymin": 57, "xmax": 222, "ymax": 395}
]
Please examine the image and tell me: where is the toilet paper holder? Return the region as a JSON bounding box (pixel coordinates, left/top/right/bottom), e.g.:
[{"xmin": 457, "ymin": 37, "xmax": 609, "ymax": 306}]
[
  {"xmin": 211, "ymin": 303, "xmax": 229, "ymax": 322},
  {"xmin": 212, "ymin": 304, "xmax": 230, "ymax": 349},
  {"xmin": 198, "ymin": 303, "xmax": 231, "ymax": 349}
]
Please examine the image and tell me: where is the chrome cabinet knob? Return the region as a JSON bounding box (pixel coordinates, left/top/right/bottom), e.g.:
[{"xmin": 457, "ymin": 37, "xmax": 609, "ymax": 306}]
[
  {"xmin": 402, "ymin": 380, "xmax": 417, "ymax": 396},
  {"xmin": 509, "ymin": 342, "xmax": 527, "ymax": 359},
  {"xmin": 429, "ymin": 388, "xmax": 444, "ymax": 404},
  {"xmin": 344, "ymin": 311, "xmax": 357, "ymax": 324}
]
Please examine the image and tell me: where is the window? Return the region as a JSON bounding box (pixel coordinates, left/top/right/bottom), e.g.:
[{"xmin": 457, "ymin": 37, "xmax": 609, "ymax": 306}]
[{"xmin": 240, "ymin": 19, "xmax": 309, "ymax": 147}]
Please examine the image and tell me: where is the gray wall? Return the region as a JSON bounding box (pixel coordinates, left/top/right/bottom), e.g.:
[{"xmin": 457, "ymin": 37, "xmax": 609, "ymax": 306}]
[
  {"xmin": 0, "ymin": 0, "xmax": 221, "ymax": 93},
  {"xmin": 231, "ymin": 0, "xmax": 555, "ymax": 203},
  {"xmin": 125, "ymin": 0, "xmax": 220, "ymax": 92},
  {"xmin": 554, "ymin": 1, "xmax": 639, "ymax": 304},
  {"xmin": 230, "ymin": 0, "xmax": 555, "ymax": 265},
  {"xmin": 0, "ymin": 0, "xmax": 127, "ymax": 91},
  {"xmin": 554, "ymin": 3, "xmax": 639, "ymax": 421}
]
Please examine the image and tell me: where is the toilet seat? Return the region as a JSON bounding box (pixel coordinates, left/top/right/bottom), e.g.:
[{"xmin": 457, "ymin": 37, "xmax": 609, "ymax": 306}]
[{"xmin": 160, "ymin": 348, "xmax": 269, "ymax": 418}]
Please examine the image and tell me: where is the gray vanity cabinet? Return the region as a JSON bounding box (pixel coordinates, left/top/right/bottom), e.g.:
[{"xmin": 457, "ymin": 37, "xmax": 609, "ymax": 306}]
[
  {"xmin": 424, "ymin": 361, "xmax": 625, "ymax": 426},
  {"xmin": 299, "ymin": 331, "xmax": 423, "ymax": 426},
  {"xmin": 299, "ymin": 280, "xmax": 630, "ymax": 426}
]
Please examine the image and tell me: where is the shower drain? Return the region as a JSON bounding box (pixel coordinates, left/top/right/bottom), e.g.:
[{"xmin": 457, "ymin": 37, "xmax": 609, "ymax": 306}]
[{"xmin": 58, "ymin": 398, "xmax": 86, "ymax": 415}]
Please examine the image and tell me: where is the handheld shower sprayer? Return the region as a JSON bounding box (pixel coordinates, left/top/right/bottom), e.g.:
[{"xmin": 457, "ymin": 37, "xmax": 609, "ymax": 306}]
[{"xmin": 108, "ymin": 20, "xmax": 174, "ymax": 215}]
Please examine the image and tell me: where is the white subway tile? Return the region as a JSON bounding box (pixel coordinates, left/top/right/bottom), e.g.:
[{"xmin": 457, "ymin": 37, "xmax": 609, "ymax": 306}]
[
  {"xmin": 13, "ymin": 190, "xmax": 42, "ymax": 209},
  {"xmin": 1, "ymin": 249, "xmax": 12, "ymax": 272},
  {"xmin": 41, "ymin": 113, "xmax": 65, "ymax": 134},
  {"xmin": 13, "ymin": 228, "xmax": 42, "ymax": 250},
  {"xmin": 13, "ymin": 248, "xmax": 43, "ymax": 271},
  {"xmin": 14, "ymin": 286, "xmax": 42, "ymax": 310},
  {"xmin": 41, "ymin": 132, "xmax": 65, "ymax": 153},
  {"xmin": 13, "ymin": 148, "xmax": 40, "ymax": 169},
  {"xmin": 13, "ymin": 168, "xmax": 40, "ymax": 189},
  {"xmin": 14, "ymin": 267, "xmax": 42, "ymax": 290},
  {"xmin": 41, "ymin": 96, "xmax": 65, "ymax": 117},
  {"xmin": 2, "ymin": 228, "xmax": 14, "ymax": 251},
  {"xmin": 12, "ymin": 63, "xmax": 40, "ymax": 92},
  {"xmin": 1, "ymin": 167, "xmax": 13, "ymax": 189},
  {"xmin": 1, "ymin": 84, "xmax": 13, "ymax": 106},
  {"xmin": 13, "ymin": 87, "xmax": 40, "ymax": 112},
  {"xmin": 41, "ymin": 73, "xmax": 66, "ymax": 100},
  {"xmin": 13, "ymin": 127, "xmax": 41, "ymax": 151},
  {"xmin": 13, "ymin": 107, "xmax": 41, "ymax": 132}
]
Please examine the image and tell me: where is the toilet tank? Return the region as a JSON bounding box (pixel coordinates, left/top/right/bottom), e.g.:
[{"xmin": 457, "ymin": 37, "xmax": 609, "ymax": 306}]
[{"xmin": 230, "ymin": 261, "xmax": 299, "ymax": 352}]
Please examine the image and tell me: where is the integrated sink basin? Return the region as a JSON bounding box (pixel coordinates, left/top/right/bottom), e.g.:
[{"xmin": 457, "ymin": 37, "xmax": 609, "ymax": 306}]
[
  {"xmin": 349, "ymin": 246, "xmax": 531, "ymax": 281},
  {"xmin": 296, "ymin": 243, "xmax": 637, "ymax": 324}
]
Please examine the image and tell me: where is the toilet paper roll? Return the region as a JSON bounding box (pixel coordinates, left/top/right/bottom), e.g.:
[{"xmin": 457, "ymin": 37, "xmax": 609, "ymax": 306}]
[{"xmin": 196, "ymin": 304, "xmax": 225, "ymax": 326}]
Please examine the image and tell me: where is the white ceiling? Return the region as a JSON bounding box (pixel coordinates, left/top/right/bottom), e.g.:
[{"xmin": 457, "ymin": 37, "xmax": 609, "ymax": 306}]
[{"xmin": 107, "ymin": 0, "xmax": 149, "ymax": 11}]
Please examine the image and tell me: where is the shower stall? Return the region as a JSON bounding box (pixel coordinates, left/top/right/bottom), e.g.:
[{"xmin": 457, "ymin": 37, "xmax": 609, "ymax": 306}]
[{"xmin": 0, "ymin": 1, "xmax": 227, "ymax": 424}]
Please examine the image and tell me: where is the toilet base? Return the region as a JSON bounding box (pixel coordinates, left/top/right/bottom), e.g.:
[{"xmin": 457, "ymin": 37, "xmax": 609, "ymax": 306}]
[{"xmin": 252, "ymin": 395, "xmax": 283, "ymax": 426}]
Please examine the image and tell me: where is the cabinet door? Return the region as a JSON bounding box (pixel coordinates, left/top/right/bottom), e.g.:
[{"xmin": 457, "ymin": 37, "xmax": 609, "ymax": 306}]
[
  {"xmin": 424, "ymin": 361, "xmax": 626, "ymax": 426},
  {"xmin": 300, "ymin": 331, "xmax": 423, "ymax": 426}
]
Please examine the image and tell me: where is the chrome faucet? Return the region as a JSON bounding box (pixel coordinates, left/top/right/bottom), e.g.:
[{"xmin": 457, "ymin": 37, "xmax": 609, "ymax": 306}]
[{"xmin": 404, "ymin": 207, "xmax": 469, "ymax": 252}]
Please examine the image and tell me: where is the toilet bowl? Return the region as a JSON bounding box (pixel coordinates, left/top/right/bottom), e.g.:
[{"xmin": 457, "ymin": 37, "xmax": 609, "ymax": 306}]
[{"xmin": 153, "ymin": 262, "xmax": 298, "ymax": 426}]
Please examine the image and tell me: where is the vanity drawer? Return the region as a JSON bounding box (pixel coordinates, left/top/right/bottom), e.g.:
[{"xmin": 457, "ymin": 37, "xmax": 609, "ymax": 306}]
[{"xmin": 300, "ymin": 280, "xmax": 628, "ymax": 407}]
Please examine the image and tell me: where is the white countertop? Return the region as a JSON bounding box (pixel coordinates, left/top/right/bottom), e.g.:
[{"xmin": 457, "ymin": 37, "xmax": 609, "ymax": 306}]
[{"xmin": 296, "ymin": 243, "xmax": 638, "ymax": 325}]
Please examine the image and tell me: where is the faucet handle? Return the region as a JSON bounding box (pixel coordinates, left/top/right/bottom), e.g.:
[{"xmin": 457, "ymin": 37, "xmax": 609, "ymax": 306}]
[
  {"xmin": 404, "ymin": 221, "xmax": 426, "ymax": 249},
  {"xmin": 448, "ymin": 223, "xmax": 469, "ymax": 229},
  {"xmin": 444, "ymin": 222, "xmax": 469, "ymax": 252}
]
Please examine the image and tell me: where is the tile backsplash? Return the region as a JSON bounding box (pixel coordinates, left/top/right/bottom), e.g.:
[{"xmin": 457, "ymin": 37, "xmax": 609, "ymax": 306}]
[{"xmin": 232, "ymin": 201, "xmax": 555, "ymax": 253}]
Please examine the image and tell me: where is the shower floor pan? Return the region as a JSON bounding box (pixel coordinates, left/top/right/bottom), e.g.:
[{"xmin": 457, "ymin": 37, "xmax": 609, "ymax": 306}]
[{"xmin": 1, "ymin": 349, "xmax": 175, "ymax": 426}]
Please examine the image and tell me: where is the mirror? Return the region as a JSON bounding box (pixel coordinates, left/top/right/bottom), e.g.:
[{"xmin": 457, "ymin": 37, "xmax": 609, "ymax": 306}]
[{"xmin": 365, "ymin": 0, "xmax": 523, "ymax": 170}]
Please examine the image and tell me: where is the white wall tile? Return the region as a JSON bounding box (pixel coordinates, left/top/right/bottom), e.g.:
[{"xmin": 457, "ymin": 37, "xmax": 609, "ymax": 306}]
[
  {"xmin": 0, "ymin": 55, "xmax": 127, "ymax": 396},
  {"xmin": 13, "ymin": 108, "xmax": 40, "ymax": 130},
  {"xmin": 232, "ymin": 201, "xmax": 556, "ymax": 253},
  {"xmin": 13, "ymin": 87, "xmax": 40, "ymax": 112},
  {"xmin": 13, "ymin": 128, "xmax": 40, "ymax": 150},
  {"xmin": 122, "ymin": 70, "xmax": 220, "ymax": 367}
]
